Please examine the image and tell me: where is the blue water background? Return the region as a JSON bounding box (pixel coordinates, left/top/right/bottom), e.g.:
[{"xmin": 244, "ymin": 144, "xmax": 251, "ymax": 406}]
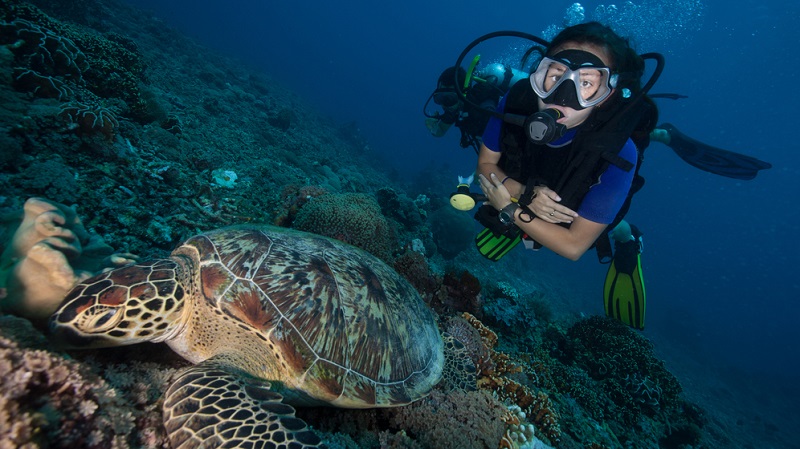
[{"xmin": 126, "ymin": 0, "xmax": 800, "ymax": 420}]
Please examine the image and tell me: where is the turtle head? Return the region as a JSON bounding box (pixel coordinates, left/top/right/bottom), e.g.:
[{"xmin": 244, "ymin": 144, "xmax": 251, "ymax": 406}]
[{"xmin": 50, "ymin": 258, "xmax": 190, "ymax": 348}]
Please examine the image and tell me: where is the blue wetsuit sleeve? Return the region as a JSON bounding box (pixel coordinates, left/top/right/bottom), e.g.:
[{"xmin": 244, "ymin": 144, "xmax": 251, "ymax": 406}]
[
  {"xmin": 576, "ymin": 139, "xmax": 638, "ymax": 224},
  {"xmin": 481, "ymin": 94, "xmax": 507, "ymax": 152}
]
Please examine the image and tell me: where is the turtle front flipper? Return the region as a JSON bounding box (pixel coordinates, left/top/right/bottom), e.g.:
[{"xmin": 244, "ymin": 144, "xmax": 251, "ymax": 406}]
[
  {"xmin": 440, "ymin": 332, "xmax": 477, "ymax": 392},
  {"xmin": 163, "ymin": 359, "xmax": 323, "ymax": 449}
]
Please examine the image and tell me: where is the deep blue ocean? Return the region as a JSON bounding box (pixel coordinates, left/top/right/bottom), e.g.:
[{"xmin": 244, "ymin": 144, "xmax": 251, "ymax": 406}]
[{"xmin": 126, "ymin": 0, "xmax": 800, "ymax": 432}]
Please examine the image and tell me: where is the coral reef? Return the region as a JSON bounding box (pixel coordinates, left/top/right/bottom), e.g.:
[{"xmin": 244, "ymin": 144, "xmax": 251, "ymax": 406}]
[
  {"xmin": 426, "ymin": 270, "xmax": 483, "ymax": 317},
  {"xmin": 296, "ymin": 388, "xmax": 510, "ymax": 449},
  {"xmin": 0, "ymin": 1, "xmax": 723, "ymax": 448},
  {"xmin": 393, "ymin": 248, "xmax": 439, "ymax": 300},
  {"xmin": 562, "ymin": 316, "xmax": 683, "ymax": 425},
  {"xmin": 272, "ymin": 184, "xmax": 328, "ymax": 228},
  {"xmin": 460, "ymin": 312, "xmax": 563, "ymax": 445},
  {"xmin": 0, "ymin": 315, "xmax": 176, "ymax": 449}
]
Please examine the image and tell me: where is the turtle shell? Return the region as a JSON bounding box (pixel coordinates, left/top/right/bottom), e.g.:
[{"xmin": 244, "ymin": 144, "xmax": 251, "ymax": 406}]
[{"xmin": 178, "ymin": 226, "xmax": 443, "ymax": 408}]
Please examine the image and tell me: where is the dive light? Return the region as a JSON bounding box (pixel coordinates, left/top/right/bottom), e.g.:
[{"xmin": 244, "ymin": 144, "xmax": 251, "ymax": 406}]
[
  {"xmin": 450, "ymin": 183, "xmax": 477, "ymax": 211},
  {"xmin": 449, "ymin": 174, "xmax": 485, "ymax": 211}
]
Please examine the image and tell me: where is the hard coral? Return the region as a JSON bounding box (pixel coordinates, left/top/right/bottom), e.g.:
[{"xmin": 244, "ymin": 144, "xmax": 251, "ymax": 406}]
[
  {"xmin": 0, "ymin": 318, "xmax": 123, "ymax": 449},
  {"xmin": 273, "ymin": 184, "xmax": 328, "ymax": 228},
  {"xmin": 382, "ymin": 389, "xmax": 507, "ymax": 449},
  {"xmin": 58, "ymin": 102, "xmax": 119, "ymax": 141},
  {"xmin": 393, "ymin": 248, "xmax": 438, "ymax": 299},
  {"xmin": 462, "ymin": 312, "xmax": 563, "ymax": 445},
  {"xmin": 565, "ymin": 316, "xmax": 683, "ymax": 424},
  {"xmin": 0, "ymin": 315, "xmax": 176, "ymax": 449},
  {"xmin": 0, "ymin": 18, "xmax": 88, "ymax": 82},
  {"xmin": 438, "ymin": 270, "xmax": 482, "ymax": 317},
  {"xmin": 292, "ymin": 192, "xmax": 397, "ymax": 261},
  {"xmin": 0, "ymin": 197, "xmax": 129, "ymax": 322}
]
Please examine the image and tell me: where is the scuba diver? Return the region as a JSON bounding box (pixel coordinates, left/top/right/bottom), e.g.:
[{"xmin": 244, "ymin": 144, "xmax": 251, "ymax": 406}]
[
  {"xmin": 424, "ymin": 64, "xmax": 526, "ymax": 153},
  {"xmin": 435, "ymin": 22, "xmax": 771, "ymax": 330},
  {"xmin": 426, "ymin": 65, "xmax": 770, "ymax": 180}
]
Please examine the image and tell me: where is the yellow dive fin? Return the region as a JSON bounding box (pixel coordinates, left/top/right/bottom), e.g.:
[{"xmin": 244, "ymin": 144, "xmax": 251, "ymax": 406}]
[{"xmin": 603, "ymin": 237, "xmax": 646, "ymax": 330}]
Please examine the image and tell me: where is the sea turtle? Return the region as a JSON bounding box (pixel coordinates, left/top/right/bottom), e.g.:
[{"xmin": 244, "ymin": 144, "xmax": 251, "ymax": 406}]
[{"xmin": 50, "ymin": 225, "xmax": 474, "ymax": 448}]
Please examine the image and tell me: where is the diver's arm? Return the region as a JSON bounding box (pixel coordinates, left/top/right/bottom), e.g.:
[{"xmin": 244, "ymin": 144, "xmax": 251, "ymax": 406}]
[
  {"xmin": 478, "ymin": 144, "xmax": 578, "ymax": 219},
  {"xmin": 478, "ymin": 172, "xmax": 603, "ymax": 261},
  {"xmin": 514, "ymin": 214, "xmax": 607, "ymax": 261},
  {"xmin": 477, "ymin": 143, "xmax": 524, "ymax": 198}
]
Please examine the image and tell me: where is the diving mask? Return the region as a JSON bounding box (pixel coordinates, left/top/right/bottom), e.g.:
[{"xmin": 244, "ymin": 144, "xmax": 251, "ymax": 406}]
[
  {"xmin": 530, "ymin": 49, "xmax": 618, "ymax": 110},
  {"xmin": 433, "ymin": 89, "xmax": 460, "ymax": 108}
]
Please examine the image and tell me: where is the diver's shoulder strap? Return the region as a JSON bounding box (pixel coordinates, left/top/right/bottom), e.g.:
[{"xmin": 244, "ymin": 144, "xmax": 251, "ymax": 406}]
[{"xmin": 503, "ymin": 80, "xmax": 537, "ymax": 115}]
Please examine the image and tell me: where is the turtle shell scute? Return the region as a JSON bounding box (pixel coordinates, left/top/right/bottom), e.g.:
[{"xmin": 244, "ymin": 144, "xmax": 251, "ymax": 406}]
[{"xmin": 184, "ymin": 226, "xmax": 443, "ymax": 405}]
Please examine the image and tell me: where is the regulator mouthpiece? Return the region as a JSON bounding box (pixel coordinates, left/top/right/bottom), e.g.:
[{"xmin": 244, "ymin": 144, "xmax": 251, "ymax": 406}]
[{"xmin": 526, "ymin": 108, "xmax": 567, "ymax": 144}]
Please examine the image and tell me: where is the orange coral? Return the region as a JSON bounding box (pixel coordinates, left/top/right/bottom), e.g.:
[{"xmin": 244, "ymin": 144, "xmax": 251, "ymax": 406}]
[
  {"xmin": 499, "ymin": 431, "xmax": 516, "ymax": 449},
  {"xmin": 482, "ymin": 378, "xmax": 561, "ymax": 443},
  {"xmin": 529, "ymin": 391, "xmax": 561, "ymax": 442},
  {"xmin": 463, "ymin": 312, "xmax": 562, "ymax": 444},
  {"xmin": 462, "ymin": 312, "xmax": 498, "ymax": 348},
  {"xmin": 499, "ymin": 407, "xmax": 521, "ymax": 448}
]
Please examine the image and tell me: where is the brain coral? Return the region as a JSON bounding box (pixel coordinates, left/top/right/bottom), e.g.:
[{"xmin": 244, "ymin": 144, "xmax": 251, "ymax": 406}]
[{"xmin": 292, "ymin": 193, "xmax": 396, "ymax": 261}]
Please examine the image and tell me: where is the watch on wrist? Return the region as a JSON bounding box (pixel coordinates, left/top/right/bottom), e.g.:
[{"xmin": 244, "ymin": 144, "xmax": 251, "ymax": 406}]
[{"xmin": 498, "ymin": 203, "xmax": 520, "ymax": 225}]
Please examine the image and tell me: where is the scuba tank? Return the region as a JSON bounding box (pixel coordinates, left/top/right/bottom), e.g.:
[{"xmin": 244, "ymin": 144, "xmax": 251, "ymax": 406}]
[{"xmin": 476, "ymin": 63, "xmax": 528, "ymax": 90}]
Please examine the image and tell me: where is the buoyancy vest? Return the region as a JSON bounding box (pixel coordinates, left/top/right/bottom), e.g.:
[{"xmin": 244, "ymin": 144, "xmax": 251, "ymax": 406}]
[{"xmin": 498, "ymin": 80, "xmax": 654, "ymax": 223}]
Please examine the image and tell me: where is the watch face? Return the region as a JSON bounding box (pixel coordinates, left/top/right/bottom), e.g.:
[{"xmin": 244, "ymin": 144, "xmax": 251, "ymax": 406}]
[{"xmin": 499, "ymin": 204, "xmax": 518, "ymax": 225}]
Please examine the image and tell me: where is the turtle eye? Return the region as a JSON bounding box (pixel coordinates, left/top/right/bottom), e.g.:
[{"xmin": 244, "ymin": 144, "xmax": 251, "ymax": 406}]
[{"xmin": 81, "ymin": 306, "xmax": 124, "ymax": 333}]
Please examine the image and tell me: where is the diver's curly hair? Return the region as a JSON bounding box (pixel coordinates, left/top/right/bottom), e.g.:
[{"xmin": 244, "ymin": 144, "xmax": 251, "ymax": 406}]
[{"xmin": 547, "ymin": 21, "xmax": 644, "ymax": 93}]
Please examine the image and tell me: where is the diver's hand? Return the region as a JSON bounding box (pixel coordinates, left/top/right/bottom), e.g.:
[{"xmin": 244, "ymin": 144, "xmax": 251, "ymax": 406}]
[
  {"xmin": 477, "ymin": 173, "xmax": 513, "ymax": 211},
  {"xmin": 425, "ymin": 117, "xmax": 452, "ymax": 137},
  {"xmin": 425, "ymin": 117, "xmax": 440, "ymax": 132},
  {"xmin": 529, "ymin": 186, "xmax": 578, "ymax": 224}
]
